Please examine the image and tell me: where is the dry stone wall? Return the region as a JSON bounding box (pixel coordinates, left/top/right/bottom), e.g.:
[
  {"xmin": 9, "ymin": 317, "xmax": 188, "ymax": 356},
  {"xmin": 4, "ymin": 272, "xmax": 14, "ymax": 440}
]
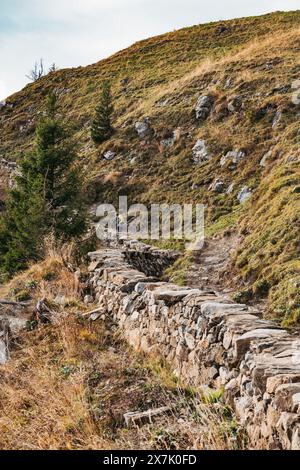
[
  {"xmin": 87, "ymin": 243, "xmax": 300, "ymax": 450},
  {"xmin": 121, "ymin": 241, "xmax": 180, "ymax": 277}
]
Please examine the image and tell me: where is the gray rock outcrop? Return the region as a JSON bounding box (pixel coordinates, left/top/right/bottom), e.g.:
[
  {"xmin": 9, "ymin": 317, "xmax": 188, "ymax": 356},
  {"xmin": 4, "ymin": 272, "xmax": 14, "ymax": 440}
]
[
  {"xmin": 0, "ymin": 312, "xmax": 27, "ymax": 364},
  {"xmin": 192, "ymin": 139, "xmax": 211, "ymax": 164},
  {"xmin": 272, "ymin": 110, "xmax": 282, "ymax": 129},
  {"xmin": 0, "ymin": 157, "xmax": 19, "ymax": 188},
  {"xmin": 260, "ymin": 150, "xmax": 272, "ymax": 167},
  {"xmin": 161, "ymin": 129, "xmax": 180, "ymax": 148},
  {"xmin": 135, "ymin": 118, "xmax": 153, "ymax": 139},
  {"xmin": 209, "ymin": 179, "xmax": 225, "ymax": 193},
  {"xmin": 0, "ymin": 337, "xmax": 8, "ymax": 364},
  {"xmin": 195, "ymin": 95, "xmax": 214, "ymax": 121},
  {"xmin": 102, "ymin": 150, "xmax": 116, "ymax": 161},
  {"xmin": 227, "ymin": 95, "xmax": 242, "ymax": 113},
  {"xmin": 220, "ymin": 149, "xmax": 245, "ymax": 167}
]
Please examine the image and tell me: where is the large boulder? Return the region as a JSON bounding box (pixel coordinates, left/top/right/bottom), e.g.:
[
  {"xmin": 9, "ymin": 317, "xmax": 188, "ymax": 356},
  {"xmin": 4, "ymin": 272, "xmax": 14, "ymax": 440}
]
[
  {"xmin": 192, "ymin": 139, "xmax": 211, "ymax": 164},
  {"xmin": 195, "ymin": 95, "xmax": 214, "ymax": 121}
]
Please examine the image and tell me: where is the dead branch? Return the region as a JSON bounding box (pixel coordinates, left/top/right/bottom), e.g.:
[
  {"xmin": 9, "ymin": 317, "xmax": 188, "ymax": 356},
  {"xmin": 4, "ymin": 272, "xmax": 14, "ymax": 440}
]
[{"xmin": 0, "ymin": 299, "xmax": 30, "ymax": 307}]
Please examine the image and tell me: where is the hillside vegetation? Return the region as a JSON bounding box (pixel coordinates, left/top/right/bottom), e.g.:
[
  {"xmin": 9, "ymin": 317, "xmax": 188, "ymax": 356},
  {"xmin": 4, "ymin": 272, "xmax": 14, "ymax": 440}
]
[{"xmin": 0, "ymin": 10, "xmax": 300, "ymax": 324}]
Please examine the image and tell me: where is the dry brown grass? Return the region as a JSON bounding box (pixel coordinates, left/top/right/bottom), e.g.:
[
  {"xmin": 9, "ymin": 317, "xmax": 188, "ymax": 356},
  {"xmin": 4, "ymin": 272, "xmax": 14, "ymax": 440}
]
[
  {"xmin": 0, "ymin": 318, "xmax": 109, "ymax": 450},
  {"xmin": 0, "ymin": 313, "xmax": 248, "ymax": 450},
  {"xmin": 0, "ymin": 258, "xmax": 249, "ymax": 450},
  {"xmin": 103, "ymin": 171, "xmax": 124, "ymax": 185},
  {"xmin": 0, "ymin": 252, "xmax": 82, "ymax": 308},
  {"xmin": 117, "ymin": 26, "xmax": 300, "ymax": 124}
]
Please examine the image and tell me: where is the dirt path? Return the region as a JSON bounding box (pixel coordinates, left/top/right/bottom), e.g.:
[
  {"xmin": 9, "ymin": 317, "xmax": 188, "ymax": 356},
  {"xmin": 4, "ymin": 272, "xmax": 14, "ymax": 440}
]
[
  {"xmin": 186, "ymin": 233, "xmax": 240, "ymax": 295},
  {"xmin": 185, "ymin": 233, "xmax": 268, "ymax": 313}
]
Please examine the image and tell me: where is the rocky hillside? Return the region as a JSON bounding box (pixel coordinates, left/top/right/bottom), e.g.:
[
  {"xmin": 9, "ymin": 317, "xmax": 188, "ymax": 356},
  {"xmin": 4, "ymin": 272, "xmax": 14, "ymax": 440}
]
[{"xmin": 0, "ymin": 11, "xmax": 300, "ymax": 324}]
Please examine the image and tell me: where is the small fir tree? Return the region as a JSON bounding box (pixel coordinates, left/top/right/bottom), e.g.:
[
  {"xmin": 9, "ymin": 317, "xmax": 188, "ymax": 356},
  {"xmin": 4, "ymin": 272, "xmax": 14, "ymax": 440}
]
[
  {"xmin": 91, "ymin": 81, "xmax": 114, "ymax": 144},
  {"xmin": 0, "ymin": 93, "xmax": 87, "ymax": 276}
]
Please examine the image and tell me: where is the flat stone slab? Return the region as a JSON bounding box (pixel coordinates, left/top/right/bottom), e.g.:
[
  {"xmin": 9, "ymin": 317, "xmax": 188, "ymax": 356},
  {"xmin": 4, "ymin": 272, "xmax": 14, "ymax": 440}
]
[
  {"xmin": 235, "ymin": 328, "xmax": 288, "ymax": 362},
  {"xmin": 266, "ymin": 374, "xmax": 300, "ymax": 394},
  {"xmin": 201, "ymin": 301, "xmax": 248, "ymax": 316},
  {"xmin": 124, "ymin": 406, "xmax": 172, "ymax": 426},
  {"xmin": 144, "ymin": 282, "xmax": 181, "ymax": 292},
  {"xmin": 152, "ymin": 289, "xmax": 201, "ymax": 302}
]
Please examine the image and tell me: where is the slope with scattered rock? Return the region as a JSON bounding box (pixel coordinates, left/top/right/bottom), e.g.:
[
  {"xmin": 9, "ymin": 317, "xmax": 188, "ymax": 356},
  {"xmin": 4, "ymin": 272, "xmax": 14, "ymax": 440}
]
[{"xmin": 0, "ymin": 11, "xmax": 299, "ymax": 323}]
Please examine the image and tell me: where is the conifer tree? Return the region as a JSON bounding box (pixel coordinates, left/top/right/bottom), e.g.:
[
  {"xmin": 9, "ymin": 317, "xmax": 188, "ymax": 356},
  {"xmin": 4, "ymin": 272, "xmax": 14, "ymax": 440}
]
[
  {"xmin": 0, "ymin": 93, "xmax": 87, "ymax": 276},
  {"xmin": 0, "ymin": 177, "xmax": 45, "ymax": 275},
  {"xmin": 91, "ymin": 81, "xmax": 114, "ymax": 144}
]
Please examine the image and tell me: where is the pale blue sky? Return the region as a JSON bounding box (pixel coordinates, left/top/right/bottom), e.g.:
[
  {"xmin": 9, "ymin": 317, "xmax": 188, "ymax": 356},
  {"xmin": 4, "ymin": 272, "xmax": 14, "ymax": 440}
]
[{"xmin": 0, "ymin": 0, "xmax": 299, "ymax": 100}]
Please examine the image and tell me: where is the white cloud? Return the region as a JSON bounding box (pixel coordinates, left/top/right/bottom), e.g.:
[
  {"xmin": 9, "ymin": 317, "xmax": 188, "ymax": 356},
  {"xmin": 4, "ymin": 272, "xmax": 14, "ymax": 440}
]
[{"xmin": 0, "ymin": 0, "xmax": 299, "ymax": 100}]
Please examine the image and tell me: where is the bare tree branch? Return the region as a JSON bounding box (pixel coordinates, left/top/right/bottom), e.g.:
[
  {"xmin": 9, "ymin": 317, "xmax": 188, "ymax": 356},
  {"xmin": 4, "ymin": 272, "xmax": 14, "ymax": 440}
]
[{"xmin": 26, "ymin": 58, "xmax": 45, "ymax": 82}]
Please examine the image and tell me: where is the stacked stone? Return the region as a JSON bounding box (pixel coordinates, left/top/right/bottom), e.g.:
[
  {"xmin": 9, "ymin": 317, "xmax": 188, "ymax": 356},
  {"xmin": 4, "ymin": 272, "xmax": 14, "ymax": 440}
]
[
  {"xmin": 122, "ymin": 242, "xmax": 179, "ymax": 277},
  {"xmin": 87, "ymin": 246, "xmax": 300, "ymax": 450}
]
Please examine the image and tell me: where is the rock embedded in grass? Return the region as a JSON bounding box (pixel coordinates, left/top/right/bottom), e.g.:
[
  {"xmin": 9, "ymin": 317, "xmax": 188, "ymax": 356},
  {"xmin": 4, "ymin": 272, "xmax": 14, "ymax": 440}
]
[
  {"xmin": 0, "ymin": 338, "xmax": 8, "ymax": 364},
  {"xmin": 272, "ymin": 110, "xmax": 282, "ymax": 129},
  {"xmin": 260, "ymin": 150, "xmax": 272, "ymax": 167},
  {"xmin": 209, "ymin": 179, "xmax": 225, "ymax": 193},
  {"xmin": 237, "ymin": 186, "xmax": 252, "ymax": 203},
  {"xmin": 220, "ymin": 149, "xmax": 245, "ymax": 167},
  {"xmin": 134, "ymin": 118, "xmax": 153, "ymax": 139},
  {"xmin": 102, "ymin": 150, "xmax": 116, "ymax": 161},
  {"xmin": 161, "ymin": 129, "xmax": 180, "ymax": 148},
  {"xmin": 192, "ymin": 139, "xmax": 211, "ymax": 164},
  {"xmin": 227, "ymin": 95, "xmax": 243, "ymax": 113},
  {"xmin": 195, "ymin": 94, "xmax": 214, "ymax": 121},
  {"xmin": 84, "ymin": 295, "xmax": 94, "ymax": 304}
]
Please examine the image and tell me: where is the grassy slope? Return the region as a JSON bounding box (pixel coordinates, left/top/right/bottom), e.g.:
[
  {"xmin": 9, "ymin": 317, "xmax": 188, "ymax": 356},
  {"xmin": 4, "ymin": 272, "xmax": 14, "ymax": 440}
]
[{"xmin": 0, "ymin": 11, "xmax": 300, "ymax": 323}]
